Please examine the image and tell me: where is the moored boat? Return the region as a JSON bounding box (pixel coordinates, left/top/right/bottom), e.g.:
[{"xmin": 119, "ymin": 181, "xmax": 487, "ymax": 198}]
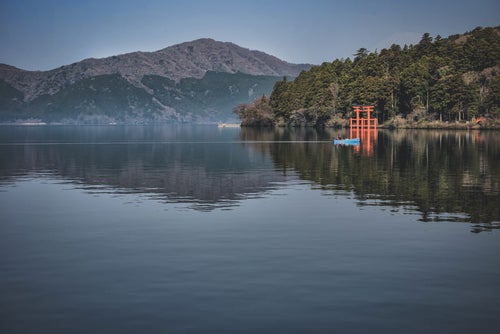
[{"xmin": 333, "ymin": 138, "xmax": 360, "ymax": 145}]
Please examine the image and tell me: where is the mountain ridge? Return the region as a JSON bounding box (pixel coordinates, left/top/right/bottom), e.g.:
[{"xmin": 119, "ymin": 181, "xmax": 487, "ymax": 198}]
[
  {"xmin": 0, "ymin": 38, "xmax": 312, "ymax": 123},
  {"xmin": 0, "ymin": 38, "xmax": 311, "ymax": 102}
]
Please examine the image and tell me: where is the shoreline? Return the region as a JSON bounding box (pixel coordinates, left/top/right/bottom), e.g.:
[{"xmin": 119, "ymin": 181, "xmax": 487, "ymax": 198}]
[
  {"xmin": 243, "ymin": 118, "xmax": 500, "ymax": 130},
  {"xmin": 1, "ymin": 120, "xmax": 499, "ymax": 130},
  {"xmin": 377, "ymin": 120, "xmax": 500, "ymax": 130}
]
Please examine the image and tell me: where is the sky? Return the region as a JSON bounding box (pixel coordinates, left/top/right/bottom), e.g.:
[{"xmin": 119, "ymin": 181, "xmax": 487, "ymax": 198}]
[{"xmin": 0, "ymin": 0, "xmax": 499, "ymax": 71}]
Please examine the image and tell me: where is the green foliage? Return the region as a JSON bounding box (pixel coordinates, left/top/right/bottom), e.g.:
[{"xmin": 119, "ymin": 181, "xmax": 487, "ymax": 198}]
[
  {"xmin": 233, "ymin": 95, "xmax": 274, "ymax": 126},
  {"xmin": 0, "ymin": 79, "xmax": 25, "ymax": 120},
  {"xmin": 1, "ymin": 71, "xmax": 283, "ymax": 123},
  {"xmin": 250, "ymin": 26, "xmax": 500, "ymax": 126},
  {"xmin": 27, "ymin": 74, "xmax": 161, "ymax": 122},
  {"xmin": 484, "ymin": 75, "xmax": 500, "ymax": 116},
  {"xmin": 142, "ymin": 71, "xmax": 280, "ymax": 121}
]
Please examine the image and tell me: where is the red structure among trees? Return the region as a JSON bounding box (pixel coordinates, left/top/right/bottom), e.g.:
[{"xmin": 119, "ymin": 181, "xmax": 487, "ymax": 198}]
[
  {"xmin": 350, "ymin": 105, "xmax": 377, "ymax": 155},
  {"xmin": 350, "ymin": 105, "xmax": 377, "ymax": 130}
]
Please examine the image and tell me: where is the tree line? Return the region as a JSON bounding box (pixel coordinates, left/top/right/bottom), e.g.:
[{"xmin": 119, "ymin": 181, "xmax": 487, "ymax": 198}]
[{"xmin": 235, "ymin": 26, "xmax": 500, "ymax": 127}]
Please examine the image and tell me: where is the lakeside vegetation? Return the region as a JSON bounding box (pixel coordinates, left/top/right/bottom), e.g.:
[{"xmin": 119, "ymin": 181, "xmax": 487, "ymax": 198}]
[{"xmin": 235, "ymin": 26, "xmax": 500, "ymax": 128}]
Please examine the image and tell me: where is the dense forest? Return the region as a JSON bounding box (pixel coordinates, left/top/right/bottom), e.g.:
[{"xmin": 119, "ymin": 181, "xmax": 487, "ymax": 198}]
[{"xmin": 235, "ymin": 26, "xmax": 500, "ymax": 127}]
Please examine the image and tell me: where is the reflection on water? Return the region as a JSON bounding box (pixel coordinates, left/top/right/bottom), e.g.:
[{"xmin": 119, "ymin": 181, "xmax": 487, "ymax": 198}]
[
  {"xmin": 2, "ymin": 125, "xmax": 500, "ymax": 334},
  {"xmin": 241, "ymin": 128, "xmax": 500, "ymax": 230},
  {"xmin": 1, "ymin": 125, "xmax": 499, "ymax": 228},
  {"xmin": 0, "ymin": 126, "xmax": 293, "ymax": 210}
]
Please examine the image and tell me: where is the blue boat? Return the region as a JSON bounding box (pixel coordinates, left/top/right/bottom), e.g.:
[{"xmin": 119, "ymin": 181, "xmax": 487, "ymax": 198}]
[{"xmin": 333, "ymin": 138, "xmax": 360, "ymax": 145}]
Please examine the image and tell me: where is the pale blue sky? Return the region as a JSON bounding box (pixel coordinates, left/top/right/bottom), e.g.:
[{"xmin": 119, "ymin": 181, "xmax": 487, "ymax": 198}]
[{"xmin": 1, "ymin": 0, "xmax": 499, "ymax": 70}]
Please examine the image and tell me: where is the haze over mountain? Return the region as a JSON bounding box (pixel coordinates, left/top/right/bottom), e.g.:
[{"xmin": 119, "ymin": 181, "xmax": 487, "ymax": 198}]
[{"xmin": 0, "ymin": 39, "xmax": 311, "ymax": 123}]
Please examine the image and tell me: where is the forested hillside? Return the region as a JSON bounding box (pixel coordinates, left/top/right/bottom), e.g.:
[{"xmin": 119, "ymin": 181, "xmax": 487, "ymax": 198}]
[{"xmin": 235, "ymin": 26, "xmax": 500, "ymax": 127}]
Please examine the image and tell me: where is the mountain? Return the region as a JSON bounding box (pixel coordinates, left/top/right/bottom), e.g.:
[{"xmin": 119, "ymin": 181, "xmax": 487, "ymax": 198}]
[{"xmin": 0, "ymin": 39, "xmax": 312, "ymax": 123}]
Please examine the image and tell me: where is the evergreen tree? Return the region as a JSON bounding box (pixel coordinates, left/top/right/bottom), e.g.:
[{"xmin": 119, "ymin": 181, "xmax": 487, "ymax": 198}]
[{"xmin": 236, "ymin": 26, "xmax": 500, "ymax": 127}]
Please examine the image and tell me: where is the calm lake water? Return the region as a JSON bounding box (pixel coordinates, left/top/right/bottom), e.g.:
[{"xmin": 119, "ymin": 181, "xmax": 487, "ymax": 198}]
[{"xmin": 1, "ymin": 125, "xmax": 499, "ymax": 334}]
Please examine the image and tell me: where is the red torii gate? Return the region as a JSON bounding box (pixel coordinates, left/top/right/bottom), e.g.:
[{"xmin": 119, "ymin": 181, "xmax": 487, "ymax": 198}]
[
  {"xmin": 349, "ymin": 105, "xmax": 377, "ymax": 155},
  {"xmin": 350, "ymin": 105, "xmax": 377, "ymax": 130}
]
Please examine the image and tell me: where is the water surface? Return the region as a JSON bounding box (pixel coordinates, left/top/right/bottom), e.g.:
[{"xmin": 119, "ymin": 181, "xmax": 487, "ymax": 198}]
[{"xmin": 1, "ymin": 125, "xmax": 499, "ymax": 333}]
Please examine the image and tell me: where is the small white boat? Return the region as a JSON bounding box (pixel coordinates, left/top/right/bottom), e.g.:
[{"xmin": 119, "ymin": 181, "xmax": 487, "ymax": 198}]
[{"xmin": 217, "ymin": 122, "xmax": 240, "ymax": 128}]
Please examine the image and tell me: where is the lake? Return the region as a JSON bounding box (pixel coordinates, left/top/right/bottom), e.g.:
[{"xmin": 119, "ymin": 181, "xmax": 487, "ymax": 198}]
[{"xmin": 1, "ymin": 125, "xmax": 499, "ymax": 334}]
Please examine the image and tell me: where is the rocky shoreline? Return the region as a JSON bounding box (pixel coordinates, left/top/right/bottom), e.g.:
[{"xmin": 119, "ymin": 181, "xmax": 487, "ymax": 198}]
[{"xmin": 377, "ymin": 118, "xmax": 500, "ymax": 130}]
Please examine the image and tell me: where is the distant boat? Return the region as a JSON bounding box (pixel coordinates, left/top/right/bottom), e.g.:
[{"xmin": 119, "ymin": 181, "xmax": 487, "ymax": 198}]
[
  {"xmin": 217, "ymin": 122, "xmax": 240, "ymax": 128},
  {"xmin": 333, "ymin": 138, "xmax": 360, "ymax": 145}
]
